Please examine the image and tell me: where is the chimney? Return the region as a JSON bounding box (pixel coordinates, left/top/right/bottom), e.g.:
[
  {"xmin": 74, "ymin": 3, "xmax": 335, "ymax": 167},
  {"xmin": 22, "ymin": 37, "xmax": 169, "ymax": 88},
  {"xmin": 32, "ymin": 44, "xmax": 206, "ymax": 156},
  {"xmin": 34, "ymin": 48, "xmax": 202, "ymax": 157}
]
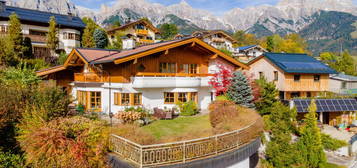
[
  {"xmin": 122, "ymin": 38, "xmax": 135, "ymax": 50},
  {"xmin": 0, "ymin": 0, "xmax": 6, "ymax": 13},
  {"xmin": 67, "ymin": 12, "xmax": 73, "ymax": 21}
]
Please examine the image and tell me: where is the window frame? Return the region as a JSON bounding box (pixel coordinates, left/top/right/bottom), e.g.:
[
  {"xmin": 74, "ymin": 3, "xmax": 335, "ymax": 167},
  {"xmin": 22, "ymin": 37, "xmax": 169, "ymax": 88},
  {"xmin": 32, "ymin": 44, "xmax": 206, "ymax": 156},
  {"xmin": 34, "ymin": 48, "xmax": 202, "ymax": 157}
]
[
  {"xmin": 159, "ymin": 62, "xmax": 177, "ymax": 73},
  {"xmin": 314, "ymin": 75, "xmax": 321, "ymax": 82},
  {"xmin": 164, "ymin": 92, "xmax": 175, "ymax": 104},
  {"xmin": 274, "ymin": 71, "xmax": 279, "ymax": 81},
  {"xmin": 89, "ymin": 91, "xmax": 101, "ymax": 110},
  {"xmin": 294, "ymin": 75, "xmax": 301, "ymax": 82},
  {"xmin": 121, "ymin": 93, "xmax": 130, "ymax": 106},
  {"xmin": 134, "ymin": 93, "xmax": 142, "ymax": 106}
]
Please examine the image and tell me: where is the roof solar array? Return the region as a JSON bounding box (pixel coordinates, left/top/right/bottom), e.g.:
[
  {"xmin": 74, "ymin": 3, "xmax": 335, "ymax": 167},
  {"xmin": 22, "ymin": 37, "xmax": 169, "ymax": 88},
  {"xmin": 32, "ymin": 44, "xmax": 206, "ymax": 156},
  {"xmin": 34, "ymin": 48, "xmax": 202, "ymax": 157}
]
[
  {"xmin": 293, "ymin": 99, "xmax": 357, "ymax": 113},
  {"xmin": 0, "ymin": 6, "xmax": 85, "ymax": 29},
  {"xmin": 264, "ymin": 53, "xmax": 337, "ymax": 74}
]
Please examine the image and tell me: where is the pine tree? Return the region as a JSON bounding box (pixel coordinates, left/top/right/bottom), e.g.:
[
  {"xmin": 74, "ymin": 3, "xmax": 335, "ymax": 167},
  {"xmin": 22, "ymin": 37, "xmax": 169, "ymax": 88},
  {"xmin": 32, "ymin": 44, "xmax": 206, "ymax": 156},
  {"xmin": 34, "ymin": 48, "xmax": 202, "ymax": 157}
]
[
  {"xmin": 47, "ymin": 16, "xmax": 59, "ymax": 57},
  {"xmin": 8, "ymin": 13, "xmax": 23, "ymax": 55},
  {"xmin": 265, "ymin": 102, "xmax": 299, "ymax": 167},
  {"xmin": 159, "ymin": 23, "xmax": 178, "ymax": 40},
  {"xmin": 255, "ymin": 77, "xmax": 279, "ymax": 116},
  {"xmin": 22, "ymin": 37, "xmax": 33, "ymax": 59},
  {"xmin": 93, "ymin": 29, "xmax": 108, "ymax": 48},
  {"xmin": 297, "ymin": 100, "xmax": 327, "ymax": 167},
  {"xmin": 266, "ymin": 36, "xmax": 274, "ymax": 52},
  {"xmin": 81, "ymin": 18, "xmax": 97, "ymax": 48},
  {"xmin": 226, "ymin": 71, "xmax": 254, "ymax": 108}
]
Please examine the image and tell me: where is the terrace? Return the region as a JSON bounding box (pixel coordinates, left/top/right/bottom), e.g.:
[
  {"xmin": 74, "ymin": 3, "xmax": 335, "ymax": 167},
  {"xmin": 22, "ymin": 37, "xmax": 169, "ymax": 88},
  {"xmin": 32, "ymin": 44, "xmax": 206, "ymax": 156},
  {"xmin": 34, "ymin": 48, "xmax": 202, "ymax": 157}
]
[{"xmin": 109, "ymin": 103, "xmax": 263, "ymax": 168}]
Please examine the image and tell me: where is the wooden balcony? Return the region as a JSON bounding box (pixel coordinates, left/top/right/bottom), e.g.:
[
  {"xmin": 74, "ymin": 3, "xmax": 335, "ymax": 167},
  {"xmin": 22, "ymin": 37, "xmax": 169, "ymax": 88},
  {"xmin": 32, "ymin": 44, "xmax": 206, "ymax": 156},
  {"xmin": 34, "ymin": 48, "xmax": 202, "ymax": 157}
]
[
  {"xmin": 74, "ymin": 72, "xmax": 109, "ymax": 83},
  {"xmin": 135, "ymin": 72, "xmax": 214, "ymax": 77},
  {"xmin": 211, "ymin": 37, "xmax": 225, "ymax": 43},
  {"xmin": 24, "ymin": 34, "xmax": 47, "ymax": 43},
  {"xmin": 138, "ymin": 39, "xmax": 154, "ymax": 44},
  {"xmin": 135, "ymin": 29, "xmax": 148, "ymax": 35}
]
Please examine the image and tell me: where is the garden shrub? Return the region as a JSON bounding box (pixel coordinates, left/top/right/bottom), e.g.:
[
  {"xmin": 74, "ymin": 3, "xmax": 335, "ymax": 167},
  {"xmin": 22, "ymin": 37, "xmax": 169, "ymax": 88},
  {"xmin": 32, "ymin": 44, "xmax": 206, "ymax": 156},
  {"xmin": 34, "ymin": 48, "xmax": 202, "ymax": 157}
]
[
  {"xmin": 18, "ymin": 116, "xmax": 109, "ymax": 168},
  {"xmin": 209, "ymin": 100, "xmax": 238, "ymax": 128},
  {"xmin": 112, "ymin": 124, "xmax": 156, "ymax": 145},
  {"xmin": 115, "ymin": 111, "xmax": 143, "ymax": 124},
  {"xmin": 321, "ymin": 134, "xmax": 348, "ymax": 151},
  {"xmin": 177, "ymin": 101, "xmax": 198, "ymax": 116},
  {"xmin": 0, "ymin": 150, "xmax": 24, "ymax": 168}
]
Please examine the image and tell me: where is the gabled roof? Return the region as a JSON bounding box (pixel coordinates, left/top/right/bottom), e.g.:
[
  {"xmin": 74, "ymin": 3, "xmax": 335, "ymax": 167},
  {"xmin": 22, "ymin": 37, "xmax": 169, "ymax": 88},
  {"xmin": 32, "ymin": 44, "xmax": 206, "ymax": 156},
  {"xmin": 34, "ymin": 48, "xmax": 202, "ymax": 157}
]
[
  {"xmin": 106, "ymin": 19, "xmax": 159, "ymax": 34},
  {"xmin": 331, "ymin": 73, "xmax": 357, "ymax": 82},
  {"xmin": 192, "ymin": 30, "xmax": 237, "ymax": 43},
  {"xmin": 238, "ymin": 45, "xmax": 267, "ymax": 52},
  {"xmin": 248, "ymin": 53, "xmax": 337, "ymax": 74},
  {"xmin": 37, "ymin": 37, "xmax": 249, "ymax": 76},
  {"xmin": 0, "ymin": 5, "xmax": 85, "ymax": 29}
]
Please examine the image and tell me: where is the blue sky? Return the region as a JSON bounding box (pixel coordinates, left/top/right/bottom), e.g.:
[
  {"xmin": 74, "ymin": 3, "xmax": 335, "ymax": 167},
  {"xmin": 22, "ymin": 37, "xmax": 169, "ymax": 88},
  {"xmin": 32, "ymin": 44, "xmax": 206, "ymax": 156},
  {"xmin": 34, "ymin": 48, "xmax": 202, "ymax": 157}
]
[{"xmin": 72, "ymin": 0, "xmax": 357, "ymax": 15}]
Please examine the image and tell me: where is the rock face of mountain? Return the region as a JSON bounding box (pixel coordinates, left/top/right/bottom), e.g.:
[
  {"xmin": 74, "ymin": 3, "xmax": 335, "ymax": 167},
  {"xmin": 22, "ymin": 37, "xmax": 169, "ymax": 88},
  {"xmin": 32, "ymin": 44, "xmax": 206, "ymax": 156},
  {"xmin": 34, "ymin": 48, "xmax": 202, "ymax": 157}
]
[{"xmin": 3, "ymin": 0, "xmax": 357, "ymax": 54}]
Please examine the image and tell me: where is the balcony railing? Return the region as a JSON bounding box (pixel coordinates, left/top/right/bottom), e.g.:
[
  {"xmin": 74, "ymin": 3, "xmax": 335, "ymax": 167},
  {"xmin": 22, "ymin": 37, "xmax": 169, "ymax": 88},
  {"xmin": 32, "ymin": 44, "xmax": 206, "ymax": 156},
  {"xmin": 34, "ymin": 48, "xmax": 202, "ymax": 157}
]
[
  {"xmin": 136, "ymin": 29, "xmax": 149, "ymax": 35},
  {"xmin": 74, "ymin": 72, "xmax": 109, "ymax": 83},
  {"xmin": 111, "ymin": 119, "xmax": 262, "ymax": 167},
  {"xmin": 211, "ymin": 37, "xmax": 225, "ymax": 43},
  {"xmin": 138, "ymin": 39, "xmax": 154, "ymax": 44},
  {"xmin": 24, "ymin": 34, "xmax": 47, "ymax": 43},
  {"xmin": 135, "ymin": 72, "xmax": 214, "ymax": 77}
]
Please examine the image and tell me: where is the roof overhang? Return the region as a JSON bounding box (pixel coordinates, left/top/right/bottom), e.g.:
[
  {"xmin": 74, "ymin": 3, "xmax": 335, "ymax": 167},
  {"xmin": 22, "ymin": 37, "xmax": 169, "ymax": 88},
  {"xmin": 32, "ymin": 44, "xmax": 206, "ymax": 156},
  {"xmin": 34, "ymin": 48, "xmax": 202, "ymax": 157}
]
[{"xmin": 113, "ymin": 38, "xmax": 249, "ymax": 69}]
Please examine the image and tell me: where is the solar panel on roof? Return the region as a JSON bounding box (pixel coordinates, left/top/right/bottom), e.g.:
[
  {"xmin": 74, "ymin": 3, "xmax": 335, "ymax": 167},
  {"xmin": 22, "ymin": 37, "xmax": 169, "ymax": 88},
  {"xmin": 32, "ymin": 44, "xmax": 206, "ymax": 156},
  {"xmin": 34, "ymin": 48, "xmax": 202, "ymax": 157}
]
[{"xmin": 293, "ymin": 99, "xmax": 357, "ymax": 113}]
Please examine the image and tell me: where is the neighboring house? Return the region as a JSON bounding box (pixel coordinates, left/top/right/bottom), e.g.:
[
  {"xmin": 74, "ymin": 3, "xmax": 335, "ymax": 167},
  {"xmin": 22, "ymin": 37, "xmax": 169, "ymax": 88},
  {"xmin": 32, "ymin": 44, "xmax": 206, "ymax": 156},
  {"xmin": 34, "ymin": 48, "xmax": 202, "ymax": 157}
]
[
  {"xmin": 174, "ymin": 34, "xmax": 191, "ymax": 40},
  {"xmin": 191, "ymin": 30, "xmax": 237, "ymax": 54},
  {"xmin": 37, "ymin": 37, "xmax": 249, "ymax": 114},
  {"xmin": 248, "ymin": 53, "xmax": 337, "ymax": 100},
  {"xmin": 233, "ymin": 45, "xmax": 267, "ymax": 62},
  {"xmin": 0, "ymin": 1, "xmax": 85, "ymax": 58},
  {"xmin": 291, "ymin": 98, "xmax": 357, "ymax": 126},
  {"xmin": 330, "ymin": 73, "xmax": 357, "ymax": 95},
  {"xmin": 106, "ymin": 19, "xmax": 160, "ymax": 48}
]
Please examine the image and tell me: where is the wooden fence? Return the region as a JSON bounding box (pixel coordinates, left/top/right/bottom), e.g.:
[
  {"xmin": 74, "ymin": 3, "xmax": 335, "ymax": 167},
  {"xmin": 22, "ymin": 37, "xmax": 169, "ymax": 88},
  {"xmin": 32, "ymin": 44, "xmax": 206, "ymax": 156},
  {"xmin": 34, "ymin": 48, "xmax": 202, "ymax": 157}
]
[{"xmin": 111, "ymin": 120, "xmax": 262, "ymax": 168}]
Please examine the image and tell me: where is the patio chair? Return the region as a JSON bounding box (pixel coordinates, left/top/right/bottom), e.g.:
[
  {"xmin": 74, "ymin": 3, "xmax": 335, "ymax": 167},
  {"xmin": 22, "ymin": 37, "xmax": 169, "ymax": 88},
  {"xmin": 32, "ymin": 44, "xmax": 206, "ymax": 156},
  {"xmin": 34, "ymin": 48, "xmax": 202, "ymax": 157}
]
[{"xmin": 153, "ymin": 107, "xmax": 165, "ymax": 119}]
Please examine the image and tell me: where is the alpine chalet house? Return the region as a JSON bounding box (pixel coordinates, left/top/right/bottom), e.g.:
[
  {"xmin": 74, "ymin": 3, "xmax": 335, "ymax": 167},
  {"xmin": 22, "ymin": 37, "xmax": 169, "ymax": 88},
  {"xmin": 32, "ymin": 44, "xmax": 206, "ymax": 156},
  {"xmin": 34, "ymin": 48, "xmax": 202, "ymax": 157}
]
[
  {"xmin": 0, "ymin": 1, "xmax": 85, "ymax": 58},
  {"xmin": 248, "ymin": 53, "xmax": 337, "ymax": 100},
  {"xmin": 106, "ymin": 18, "xmax": 160, "ymax": 48},
  {"xmin": 329, "ymin": 73, "xmax": 357, "ymax": 95},
  {"xmin": 233, "ymin": 45, "xmax": 267, "ymax": 62},
  {"xmin": 192, "ymin": 30, "xmax": 237, "ymax": 54},
  {"xmin": 37, "ymin": 37, "xmax": 249, "ymax": 114}
]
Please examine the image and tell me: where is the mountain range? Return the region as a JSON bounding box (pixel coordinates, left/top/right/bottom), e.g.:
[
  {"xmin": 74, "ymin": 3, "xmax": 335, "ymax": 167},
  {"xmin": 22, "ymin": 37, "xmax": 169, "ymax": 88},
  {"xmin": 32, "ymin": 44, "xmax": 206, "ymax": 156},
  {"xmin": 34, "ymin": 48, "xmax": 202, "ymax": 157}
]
[{"xmin": 4, "ymin": 0, "xmax": 357, "ymax": 55}]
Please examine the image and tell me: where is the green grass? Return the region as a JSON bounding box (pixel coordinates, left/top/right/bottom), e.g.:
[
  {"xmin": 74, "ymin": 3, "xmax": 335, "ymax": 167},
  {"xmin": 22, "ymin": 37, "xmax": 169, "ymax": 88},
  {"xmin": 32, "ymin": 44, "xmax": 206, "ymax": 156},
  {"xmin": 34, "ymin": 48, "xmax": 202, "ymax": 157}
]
[
  {"xmin": 324, "ymin": 163, "xmax": 347, "ymax": 168},
  {"xmin": 141, "ymin": 115, "xmax": 211, "ymax": 140}
]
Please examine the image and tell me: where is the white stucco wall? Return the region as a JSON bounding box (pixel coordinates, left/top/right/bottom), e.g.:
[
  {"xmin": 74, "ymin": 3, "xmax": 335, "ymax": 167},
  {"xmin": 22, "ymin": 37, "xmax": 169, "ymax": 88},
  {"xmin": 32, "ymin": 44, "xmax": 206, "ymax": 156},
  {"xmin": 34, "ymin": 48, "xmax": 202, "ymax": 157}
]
[
  {"xmin": 329, "ymin": 78, "xmax": 357, "ymax": 94},
  {"xmin": 0, "ymin": 22, "xmax": 80, "ymax": 54},
  {"xmin": 72, "ymin": 82, "xmax": 214, "ymax": 114},
  {"xmin": 249, "ymin": 57, "xmax": 285, "ymax": 90}
]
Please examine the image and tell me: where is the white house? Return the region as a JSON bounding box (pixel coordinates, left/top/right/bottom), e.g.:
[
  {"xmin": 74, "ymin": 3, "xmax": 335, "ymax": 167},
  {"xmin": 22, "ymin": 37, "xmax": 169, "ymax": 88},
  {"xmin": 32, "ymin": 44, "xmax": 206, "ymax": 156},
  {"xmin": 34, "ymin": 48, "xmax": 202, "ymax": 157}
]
[
  {"xmin": 36, "ymin": 37, "xmax": 249, "ymax": 114},
  {"xmin": 233, "ymin": 45, "xmax": 267, "ymax": 62},
  {"xmin": 0, "ymin": 1, "xmax": 85, "ymax": 58},
  {"xmin": 192, "ymin": 30, "xmax": 237, "ymax": 54},
  {"xmin": 329, "ymin": 73, "xmax": 357, "ymax": 95}
]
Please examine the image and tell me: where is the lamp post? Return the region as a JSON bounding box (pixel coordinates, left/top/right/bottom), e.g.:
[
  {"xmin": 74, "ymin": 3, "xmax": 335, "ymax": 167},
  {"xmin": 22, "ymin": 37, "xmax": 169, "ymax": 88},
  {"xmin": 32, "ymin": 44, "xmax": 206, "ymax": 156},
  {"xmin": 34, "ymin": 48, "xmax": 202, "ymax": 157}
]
[{"xmin": 109, "ymin": 112, "xmax": 114, "ymax": 127}]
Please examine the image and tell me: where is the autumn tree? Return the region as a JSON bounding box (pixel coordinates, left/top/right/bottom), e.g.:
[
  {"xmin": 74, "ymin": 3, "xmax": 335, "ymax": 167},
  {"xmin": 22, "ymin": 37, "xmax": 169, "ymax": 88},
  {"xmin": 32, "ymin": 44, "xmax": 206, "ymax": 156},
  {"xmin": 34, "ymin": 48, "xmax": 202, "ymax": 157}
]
[
  {"xmin": 47, "ymin": 16, "xmax": 59, "ymax": 57},
  {"xmin": 263, "ymin": 34, "xmax": 308, "ymax": 53},
  {"xmin": 297, "ymin": 100, "xmax": 327, "ymax": 167},
  {"xmin": 81, "ymin": 18, "xmax": 97, "ymax": 48},
  {"xmin": 208, "ymin": 65, "xmax": 233, "ymax": 96},
  {"xmin": 159, "ymin": 23, "xmax": 178, "ymax": 40},
  {"xmin": 233, "ymin": 30, "xmax": 259, "ymax": 47},
  {"xmin": 8, "ymin": 13, "xmax": 23, "ymax": 54}
]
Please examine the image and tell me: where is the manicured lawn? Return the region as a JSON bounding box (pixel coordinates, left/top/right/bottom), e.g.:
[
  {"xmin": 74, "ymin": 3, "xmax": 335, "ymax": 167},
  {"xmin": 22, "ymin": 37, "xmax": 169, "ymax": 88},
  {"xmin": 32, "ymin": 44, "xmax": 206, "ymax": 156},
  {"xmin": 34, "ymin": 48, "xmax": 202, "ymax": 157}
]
[
  {"xmin": 325, "ymin": 163, "xmax": 347, "ymax": 168},
  {"xmin": 141, "ymin": 115, "xmax": 212, "ymax": 140}
]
